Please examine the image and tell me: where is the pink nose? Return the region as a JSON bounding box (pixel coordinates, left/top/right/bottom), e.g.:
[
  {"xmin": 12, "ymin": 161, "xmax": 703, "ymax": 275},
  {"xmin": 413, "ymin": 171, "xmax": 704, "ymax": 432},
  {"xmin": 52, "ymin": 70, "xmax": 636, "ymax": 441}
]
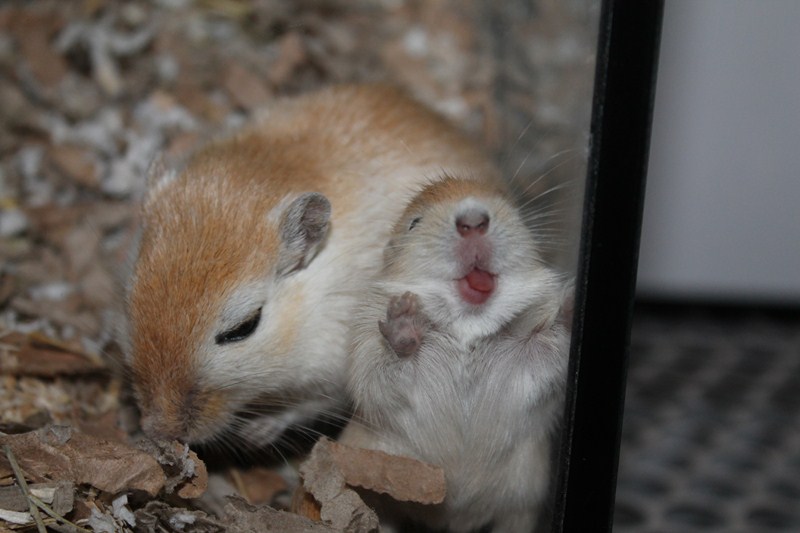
[{"xmin": 456, "ymin": 211, "xmax": 489, "ymax": 237}]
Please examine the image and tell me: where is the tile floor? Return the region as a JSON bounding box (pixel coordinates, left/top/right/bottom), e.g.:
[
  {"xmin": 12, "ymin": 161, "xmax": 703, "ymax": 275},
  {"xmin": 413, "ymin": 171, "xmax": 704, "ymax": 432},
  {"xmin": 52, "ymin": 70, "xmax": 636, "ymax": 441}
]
[{"xmin": 614, "ymin": 304, "xmax": 800, "ymax": 532}]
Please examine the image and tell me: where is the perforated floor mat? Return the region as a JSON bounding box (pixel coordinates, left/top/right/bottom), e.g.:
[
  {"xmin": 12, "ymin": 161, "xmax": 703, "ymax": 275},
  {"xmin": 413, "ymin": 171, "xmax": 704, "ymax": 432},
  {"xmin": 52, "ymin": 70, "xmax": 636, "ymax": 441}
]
[{"xmin": 613, "ymin": 305, "xmax": 800, "ymax": 532}]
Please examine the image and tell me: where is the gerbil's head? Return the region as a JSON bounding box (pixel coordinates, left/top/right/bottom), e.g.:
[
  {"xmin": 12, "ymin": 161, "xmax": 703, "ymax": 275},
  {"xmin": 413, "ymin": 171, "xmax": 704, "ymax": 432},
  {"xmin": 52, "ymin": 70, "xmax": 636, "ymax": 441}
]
[
  {"xmin": 384, "ymin": 176, "xmax": 555, "ymax": 338},
  {"xmin": 126, "ymin": 149, "xmax": 331, "ymax": 444}
]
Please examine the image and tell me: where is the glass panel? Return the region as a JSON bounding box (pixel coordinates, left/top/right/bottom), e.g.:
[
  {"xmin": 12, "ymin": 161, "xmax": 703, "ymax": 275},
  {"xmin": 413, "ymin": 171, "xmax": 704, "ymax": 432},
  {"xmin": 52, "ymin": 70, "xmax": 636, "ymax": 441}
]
[{"xmin": 0, "ymin": 2, "xmax": 638, "ymax": 532}]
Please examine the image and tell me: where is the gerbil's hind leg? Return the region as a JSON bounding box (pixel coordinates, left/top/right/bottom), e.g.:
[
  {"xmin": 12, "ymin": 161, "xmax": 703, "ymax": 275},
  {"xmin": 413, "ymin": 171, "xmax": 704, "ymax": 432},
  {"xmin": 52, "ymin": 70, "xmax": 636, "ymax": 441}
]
[{"xmin": 378, "ymin": 292, "xmax": 429, "ymax": 358}]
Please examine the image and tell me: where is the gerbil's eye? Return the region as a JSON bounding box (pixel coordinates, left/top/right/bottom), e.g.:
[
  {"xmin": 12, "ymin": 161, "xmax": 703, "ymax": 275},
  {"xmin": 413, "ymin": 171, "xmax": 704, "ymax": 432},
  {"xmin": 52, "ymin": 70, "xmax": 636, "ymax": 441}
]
[
  {"xmin": 215, "ymin": 308, "xmax": 262, "ymax": 345},
  {"xmin": 408, "ymin": 217, "xmax": 422, "ymax": 231}
]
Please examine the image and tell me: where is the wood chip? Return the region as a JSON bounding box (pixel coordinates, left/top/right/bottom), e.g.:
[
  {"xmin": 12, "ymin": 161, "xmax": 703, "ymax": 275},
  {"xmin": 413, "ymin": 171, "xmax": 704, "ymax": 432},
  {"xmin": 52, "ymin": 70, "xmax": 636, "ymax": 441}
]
[
  {"xmin": 135, "ymin": 439, "xmax": 209, "ymax": 499},
  {"xmin": 165, "ymin": 131, "xmax": 204, "ymax": 162},
  {"xmin": 0, "ymin": 508, "xmax": 32, "ymax": 525},
  {"xmin": 0, "ymin": 426, "xmax": 166, "ymax": 496},
  {"xmin": 225, "ymin": 496, "xmax": 336, "ymax": 533},
  {"xmin": 327, "ymin": 439, "xmax": 445, "ymax": 505},
  {"xmin": 77, "ymin": 262, "xmax": 116, "ymax": 309},
  {"xmin": 267, "ymin": 32, "xmax": 307, "ymax": 86},
  {"xmin": 0, "ymin": 79, "xmax": 46, "ymax": 133},
  {"xmin": 229, "ymin": 467, "xmax": 288, "ymax": 506},
  {"xmin": 134, "ymin": 500, "xmax": 225, "ymax": 532},
  {"xmin": 11, "ymin": 10, "xmax": 68, "ymax": 88},
  {"xmin": 49, "ymin": 145, "xmax": 99, "ymax": 188},
  {"xmin": 0, "ymin": 331, "xmax": 105, "ymax": 377},
  {"xmin": 222, "ymin": 62, "xmax": 273, "ymax": 111},
  {"xmin": 175, "ymin": 446, "xmax": 209, "ymax": 500},
  {"xmin": 173, "ymin": 83, "xmax": 231, "ymax": 124},
  {"xmin": 76, "ymin": 409, "xmax": 126, "ymax": 444},
  {"xmin": 298, "ymin": 438, "xmax": 379, "ymax": 532},
  {"xmin": 9, "ymin": 298, "xmax": 100, "ymax": 336},
  {"xmin": 0, "ymin": 274, "xmax": 15, "ymax": 307},
  {"xmin": 63, "ymin": 223, "xmax": 101, "ymax": 280},
  {"xmin": 24, "ymin": 205, "xmax": 84, "ymax": 238},
  {"xmin": 0, "ymin": 481, "xmax": 74, "ymax": 515},
  {"xmin": 85, "ymin": 202, "xmax": 134, "ymax": 231},
  {"xmin": 290, "ymin": 484, "xmax": 321, "ymax": 522}
]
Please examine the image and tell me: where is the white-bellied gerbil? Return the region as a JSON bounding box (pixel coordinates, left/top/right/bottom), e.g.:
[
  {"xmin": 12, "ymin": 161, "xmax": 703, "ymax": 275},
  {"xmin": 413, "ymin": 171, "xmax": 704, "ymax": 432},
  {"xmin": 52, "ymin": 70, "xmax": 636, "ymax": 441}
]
[
  {"xmin": 341, "ymin": 176, "xmax": 573, "ymax": 532},
  {"xmin": 125, "ymin": 85, "xmax": 500, "ymax": 446}
]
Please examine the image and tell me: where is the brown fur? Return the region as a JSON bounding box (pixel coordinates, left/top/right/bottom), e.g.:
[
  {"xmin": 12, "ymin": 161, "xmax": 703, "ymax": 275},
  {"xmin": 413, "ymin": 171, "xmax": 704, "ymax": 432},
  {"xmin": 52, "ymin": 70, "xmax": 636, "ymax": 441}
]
[
  {"xmin": 127, "ymin": 84, "xmax": 498, "ymax": 441},
  {"xmin": 392, "ymin": 175, "xmax": 508, "ymax": 234}
]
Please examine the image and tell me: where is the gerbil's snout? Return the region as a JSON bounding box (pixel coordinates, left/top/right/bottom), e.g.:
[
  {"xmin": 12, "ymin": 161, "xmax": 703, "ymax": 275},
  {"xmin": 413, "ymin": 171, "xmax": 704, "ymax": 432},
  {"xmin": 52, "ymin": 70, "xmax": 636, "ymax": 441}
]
[
  {"xmin": 452, "ymin": 202, "xmax": 496, "ymax": 306},
  {"xmin": 135, "ymin": 374, "xmax": 227, "ymax": 443},
  {"xmin": 140, "ymin": 410, "xmax": 184, "ymax": 443},
  {"xmin": 456, "ymin": 209, "xmax": 490, "ymax": 237}
]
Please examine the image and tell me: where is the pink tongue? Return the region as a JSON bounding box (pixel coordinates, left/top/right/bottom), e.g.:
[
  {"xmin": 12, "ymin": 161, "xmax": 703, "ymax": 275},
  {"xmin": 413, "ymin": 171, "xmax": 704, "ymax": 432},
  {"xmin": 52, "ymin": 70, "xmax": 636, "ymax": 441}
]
[
  {"xmin": 458, "ymin": 268, "xmax": 495, "ymax": 305},
  {"xmin": 466, "ymin": 268, "xmax": 495, "ymax": 293}
]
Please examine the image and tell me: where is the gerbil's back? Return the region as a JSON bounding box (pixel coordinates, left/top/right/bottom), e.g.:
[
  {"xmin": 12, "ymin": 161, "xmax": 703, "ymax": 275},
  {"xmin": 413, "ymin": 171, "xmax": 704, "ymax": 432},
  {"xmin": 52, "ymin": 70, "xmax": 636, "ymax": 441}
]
[{"xmin": 244, "ymin": 85, "xmax": 499, "ymax": 207}]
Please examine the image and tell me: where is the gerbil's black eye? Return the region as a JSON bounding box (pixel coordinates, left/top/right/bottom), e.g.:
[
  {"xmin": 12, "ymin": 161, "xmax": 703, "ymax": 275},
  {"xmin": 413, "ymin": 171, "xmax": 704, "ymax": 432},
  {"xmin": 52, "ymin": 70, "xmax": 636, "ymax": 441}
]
[
  {"xmin": 215, "ymin": 308, "xmax": 262, "ymax": 345},
  {"xmin": 408, "ymin": 217, "xmax": 422, "ymax": 231}
]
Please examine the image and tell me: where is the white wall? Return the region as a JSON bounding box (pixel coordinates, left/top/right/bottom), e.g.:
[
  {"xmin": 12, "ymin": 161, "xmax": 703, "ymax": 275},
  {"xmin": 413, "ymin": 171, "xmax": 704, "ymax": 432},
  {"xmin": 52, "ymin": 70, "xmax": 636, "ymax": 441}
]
[{"xmin": 636, "ymin": 0, "xmax": 800, "ymax": 302}]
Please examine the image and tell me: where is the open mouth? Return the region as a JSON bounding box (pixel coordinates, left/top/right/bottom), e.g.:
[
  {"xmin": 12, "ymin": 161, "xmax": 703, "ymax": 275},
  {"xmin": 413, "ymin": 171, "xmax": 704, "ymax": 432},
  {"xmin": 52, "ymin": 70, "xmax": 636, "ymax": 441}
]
[{"xmin": 457, "ymin": 267, "xmax": 496, "ymax": 305}]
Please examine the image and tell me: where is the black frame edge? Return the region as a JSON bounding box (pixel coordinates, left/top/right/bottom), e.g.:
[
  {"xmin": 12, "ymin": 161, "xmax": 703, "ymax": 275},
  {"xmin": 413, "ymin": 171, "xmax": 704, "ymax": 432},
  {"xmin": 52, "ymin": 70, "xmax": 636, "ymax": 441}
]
[{"xmin": 552, "ymin": 1, "xmax": 665, "ymax": 532}]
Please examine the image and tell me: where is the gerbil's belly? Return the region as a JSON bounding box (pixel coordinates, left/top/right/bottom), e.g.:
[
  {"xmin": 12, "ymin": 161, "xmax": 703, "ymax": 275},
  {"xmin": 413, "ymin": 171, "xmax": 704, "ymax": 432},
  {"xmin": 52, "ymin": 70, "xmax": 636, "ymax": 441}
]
[{"xmin": 395, "ymin": 348, "xmax": 549, "ymax": 462}]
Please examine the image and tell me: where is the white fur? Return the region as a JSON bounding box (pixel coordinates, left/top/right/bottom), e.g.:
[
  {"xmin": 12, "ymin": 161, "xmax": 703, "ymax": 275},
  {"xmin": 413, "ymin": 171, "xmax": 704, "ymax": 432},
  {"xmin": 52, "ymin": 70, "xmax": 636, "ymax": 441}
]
[
  {"xmin": 347, "ymin": 281, "xmax": 571, "ymax": 532},
  {"xmin": 343, "ymin": 190, "xmax": 573, "ymax": 532}
]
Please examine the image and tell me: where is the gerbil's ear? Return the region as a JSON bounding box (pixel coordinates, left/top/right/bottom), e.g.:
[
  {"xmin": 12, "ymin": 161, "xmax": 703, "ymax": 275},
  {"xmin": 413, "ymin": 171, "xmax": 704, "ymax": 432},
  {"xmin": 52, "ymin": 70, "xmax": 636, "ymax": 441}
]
[{"xmin": 276, "ymin": 192, "xmax": 331, "ymax": 276}]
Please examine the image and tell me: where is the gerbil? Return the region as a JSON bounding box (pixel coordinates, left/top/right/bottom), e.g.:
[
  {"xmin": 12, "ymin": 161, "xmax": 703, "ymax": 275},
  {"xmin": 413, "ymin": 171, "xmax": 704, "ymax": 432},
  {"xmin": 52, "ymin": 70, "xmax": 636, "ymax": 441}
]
[
  {"xmin": 125, "ymin": 85, "xmax": 499, "ymax": 446},
  {"xmin": 341, "ymin": 176, "xmax": 573, "ymax": 532}
]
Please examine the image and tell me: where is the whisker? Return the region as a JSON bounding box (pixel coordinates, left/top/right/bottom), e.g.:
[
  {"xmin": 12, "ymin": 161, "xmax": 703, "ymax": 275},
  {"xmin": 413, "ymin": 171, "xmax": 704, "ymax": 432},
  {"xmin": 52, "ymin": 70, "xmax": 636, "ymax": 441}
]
[{"xmin": 511, "ymin": 147, "xmax": 578, "ymax": 189}]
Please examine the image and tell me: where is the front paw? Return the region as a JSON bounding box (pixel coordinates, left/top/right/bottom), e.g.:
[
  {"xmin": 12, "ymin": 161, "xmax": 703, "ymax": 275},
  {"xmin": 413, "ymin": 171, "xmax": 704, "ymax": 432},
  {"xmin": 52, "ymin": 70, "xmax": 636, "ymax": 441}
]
[{"xmin": 378, "ymin": 292, "xmax": 428, "ymax": 358}]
